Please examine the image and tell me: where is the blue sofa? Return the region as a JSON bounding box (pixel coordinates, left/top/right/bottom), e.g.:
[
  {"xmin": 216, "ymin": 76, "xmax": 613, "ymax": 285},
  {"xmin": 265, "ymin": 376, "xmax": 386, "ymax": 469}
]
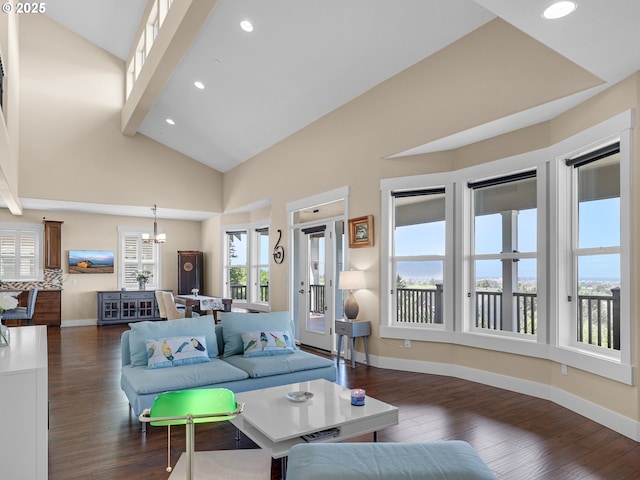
[
  {"xmin": 286, "ymin": 441, "xmax": 498, "ymax": 479},
  {"xmin": 120, "ymin": 312, "xmax": 336, "ymax": 428}
]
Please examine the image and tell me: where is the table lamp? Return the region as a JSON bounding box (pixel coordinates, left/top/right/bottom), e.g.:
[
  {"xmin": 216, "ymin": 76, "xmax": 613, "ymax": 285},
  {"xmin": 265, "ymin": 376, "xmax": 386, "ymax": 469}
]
[
  {"xmin": 339, "ymin": 270, "xmax": 366, "ymax": 321},
  {"xmin": 139, "ymin": 388, "xmax": 244, "ymax": 480}
]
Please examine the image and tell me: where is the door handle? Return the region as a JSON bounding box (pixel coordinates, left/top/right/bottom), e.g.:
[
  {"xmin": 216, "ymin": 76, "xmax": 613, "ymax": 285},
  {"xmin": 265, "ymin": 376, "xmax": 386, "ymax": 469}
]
[{"xmin": 299, "ymin": 289, "xmax": 305, "ymax": 294}]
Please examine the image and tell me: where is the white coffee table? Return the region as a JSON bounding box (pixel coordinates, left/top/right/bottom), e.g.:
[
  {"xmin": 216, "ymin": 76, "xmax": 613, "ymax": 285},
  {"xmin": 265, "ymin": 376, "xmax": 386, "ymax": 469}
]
[{"xmin": 230, "ymin": 379, "xmax": 399, "ymax": 475}]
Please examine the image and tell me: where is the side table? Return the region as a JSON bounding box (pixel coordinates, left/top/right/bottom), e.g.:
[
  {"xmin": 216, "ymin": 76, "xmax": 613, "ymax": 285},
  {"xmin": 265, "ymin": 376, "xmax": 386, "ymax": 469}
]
[{"xmin": 335, "ymin": 319, "xmax": 371, "ymax": 368}]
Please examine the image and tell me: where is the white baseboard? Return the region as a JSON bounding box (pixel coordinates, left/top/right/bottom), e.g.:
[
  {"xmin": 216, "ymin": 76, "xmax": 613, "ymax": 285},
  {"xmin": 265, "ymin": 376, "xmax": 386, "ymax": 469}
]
[
  {"xmin": 61, "ymin": 319, "xmax": 98, "ymax": 327},
  {"xmin": 354, "ymin": 351, "xmax": 640, "ymax": 441}
]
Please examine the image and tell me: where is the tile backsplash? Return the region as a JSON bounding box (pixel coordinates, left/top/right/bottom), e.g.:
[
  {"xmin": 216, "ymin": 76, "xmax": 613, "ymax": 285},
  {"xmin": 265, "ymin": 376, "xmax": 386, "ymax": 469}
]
[{"xmin": 1, "ymin": 269, "xmax": 64, "ymax": 290}]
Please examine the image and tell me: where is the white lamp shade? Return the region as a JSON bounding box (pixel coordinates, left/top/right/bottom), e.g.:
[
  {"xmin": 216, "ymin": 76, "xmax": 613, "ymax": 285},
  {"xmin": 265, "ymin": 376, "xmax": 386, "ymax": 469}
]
[{"xmin": 338, "ymin": 270, "xmax": 366, "ymax": 291}]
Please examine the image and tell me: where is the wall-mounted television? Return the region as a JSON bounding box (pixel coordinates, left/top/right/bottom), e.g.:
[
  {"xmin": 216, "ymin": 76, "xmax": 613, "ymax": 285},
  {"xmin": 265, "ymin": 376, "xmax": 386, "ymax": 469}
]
[{"xmin": 68, "ymin": 250, "xmax": 114, "ymax": 274}]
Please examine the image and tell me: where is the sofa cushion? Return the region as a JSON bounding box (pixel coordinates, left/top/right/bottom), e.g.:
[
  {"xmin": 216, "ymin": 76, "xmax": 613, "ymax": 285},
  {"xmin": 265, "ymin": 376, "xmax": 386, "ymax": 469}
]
[
  {"xmin": 241, "ymin": 330, "xmax": 295, "ymax": 357},
  {"xmin": 222, "ymin": 350, "xmax": 334, "ymax": 378},
  {"xmin": 128, "ymin": 316, "xmax": 218, "ymax": 366},
  {"xmin": 146, "ymin": 335, "xmax": 210, "ymax": 369},
  {"xmin": 221, "ymin": 312, "xmax": 296, "ymax": 358},
  {"xmin": 122, "ymin": 358, "xmax": 249, "ymax": 395},
  {"xmin": 286, "ymin": 441, "xmax": 497, "ymax": 480}
]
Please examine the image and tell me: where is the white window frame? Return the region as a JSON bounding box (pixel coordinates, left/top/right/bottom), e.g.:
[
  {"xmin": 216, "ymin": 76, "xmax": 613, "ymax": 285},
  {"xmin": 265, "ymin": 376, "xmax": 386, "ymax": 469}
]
[
  {"xmin": 467, "ymin": 170, "xmax": 539, "ymax": 340},
  {"xmin": 0, "ymin": 222, "xmax": 44, "ymax": 282},
  {"xmin": 221, "ymin": 221, "xmax": 271, "ymax": 311},
  {"xmin": 117, "ymin": 226, "xmax": 163, "ymax": 290},
  {"xmin": 549, "ymin": 110, "xmax": 632, "ymax": 382},
  {"xmin": 223, "ymin": 227, "xmax": 248, "ymax": 305},
  {"xmin": 380, "ymin": 110, "xmax": 633, "ymax": 385},
  {"xmin": 380, "ymin": 173, "xmax": 455, "ymax": 342},
  {"xmin": 389, "ymin": 187, "xmax": 448, "ymax": 329},
  {"xmin": 567, "ymin": 144, "xmax": 620, "ymax": 354},
  {"xmin": 254, "ymin": 226, "xmax": 270, "ymax": 306}
]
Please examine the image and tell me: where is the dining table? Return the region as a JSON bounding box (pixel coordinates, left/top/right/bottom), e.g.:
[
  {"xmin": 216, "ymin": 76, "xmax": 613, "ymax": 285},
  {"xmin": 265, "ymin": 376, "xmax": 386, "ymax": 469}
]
[{"xmin": 174, "ymin": 294, "xmax": 232, "ymax": 321}]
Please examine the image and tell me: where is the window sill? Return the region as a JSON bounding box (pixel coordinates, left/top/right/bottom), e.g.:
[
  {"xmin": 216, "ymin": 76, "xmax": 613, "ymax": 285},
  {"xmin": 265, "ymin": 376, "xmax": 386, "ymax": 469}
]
[{"xmin": 380, "ymin": 325, "xmax": 633, "ymax": 385}]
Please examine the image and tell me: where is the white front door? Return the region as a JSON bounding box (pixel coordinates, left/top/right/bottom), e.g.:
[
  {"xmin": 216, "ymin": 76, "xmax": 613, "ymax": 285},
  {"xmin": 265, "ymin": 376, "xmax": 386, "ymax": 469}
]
[{"xmin": 297, "ymin": 221, "xmax": 344, "ymax": 351}]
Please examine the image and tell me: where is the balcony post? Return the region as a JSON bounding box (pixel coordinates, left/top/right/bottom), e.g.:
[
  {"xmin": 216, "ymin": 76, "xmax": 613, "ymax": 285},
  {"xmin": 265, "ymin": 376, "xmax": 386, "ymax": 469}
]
[
  {"xmin": 501, "ymin": 210, "xmax": 518, "ymax": 332},
  {"xmin": 435, "ymin": 284, "xmax": 443, "ymax": 324},
  {"xmin": 611, "ymin": 287, "xmax": 620, "ymax": 350}
]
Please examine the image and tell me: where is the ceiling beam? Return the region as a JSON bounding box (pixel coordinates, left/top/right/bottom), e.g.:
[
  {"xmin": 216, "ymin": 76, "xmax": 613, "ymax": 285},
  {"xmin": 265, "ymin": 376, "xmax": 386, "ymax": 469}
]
[{"xmin": 121, "ymin": 0, "xmax": 219, "ymax": 136}]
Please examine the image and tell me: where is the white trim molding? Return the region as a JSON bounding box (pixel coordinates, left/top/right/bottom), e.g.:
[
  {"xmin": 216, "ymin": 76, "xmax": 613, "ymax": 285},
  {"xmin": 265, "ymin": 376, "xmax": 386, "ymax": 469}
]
[{"xmin": 355, "ymin": 350, "xmax": 640, "ymax": 441}]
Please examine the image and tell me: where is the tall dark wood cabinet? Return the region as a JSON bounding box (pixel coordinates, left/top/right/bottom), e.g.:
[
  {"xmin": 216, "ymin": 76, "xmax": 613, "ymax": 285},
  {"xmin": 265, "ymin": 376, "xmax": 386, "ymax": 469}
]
[
  {"xmin": 178, "ymin": 250, "xmax": 204, "ymax": 295},
  {"xmin": 43, "ymin": 220, "xmax": 63, "ymax": 269}
]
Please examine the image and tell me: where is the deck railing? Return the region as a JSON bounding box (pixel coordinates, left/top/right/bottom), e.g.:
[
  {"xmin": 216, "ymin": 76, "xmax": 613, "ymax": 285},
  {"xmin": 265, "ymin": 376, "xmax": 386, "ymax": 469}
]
[
  {"xmin": 309, "ymin": 284, "xmax": 325, "ymax": 314},
  {"xmin": 230, "ymin": 285, "xmax": 246, "ymax": 300},
  {"xmin": 578, "ymin": 288, "xmax": 619, "ymax": 350},
  {"xmin": 229, "ymin": 285, "xmax": 269, "ymax": 302},
  {"xmin": 396, "ymin": 285, "xmax": 443, "ymax": 324},
  {"xmin": 395, "ymin": 286, "xmax": 619, "ymax": 350},
  {"xmin": 515, "ymin": 292, "xmax": 537, "ymax": 335}
]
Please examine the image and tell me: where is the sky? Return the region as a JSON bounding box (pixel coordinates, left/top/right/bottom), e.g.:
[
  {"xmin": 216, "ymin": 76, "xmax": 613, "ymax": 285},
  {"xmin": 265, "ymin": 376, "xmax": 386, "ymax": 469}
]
[
  {"xmin": 395, "ymin": 198, "xmax": 620, "ymax": 284},
  {"xmin": 229, "ymin": 197, "xmax": 621, "ymax": 286}
]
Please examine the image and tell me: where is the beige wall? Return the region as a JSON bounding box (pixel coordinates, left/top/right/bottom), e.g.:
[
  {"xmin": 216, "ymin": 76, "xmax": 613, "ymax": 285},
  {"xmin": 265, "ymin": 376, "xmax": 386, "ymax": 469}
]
[
  {"xmin": 3, "ymin": 12, "xmax": 639, "ymax": 432},
  {"xmin": 17, "ymin": 14, "xmax": 223, "ymax": 213},
  {"xmin": 0, "ymin": 208, "xmax": 202, "ymax": 322},
  {"xmin": 221, "ymin": 22, "xmax": 640, "ymax": 423}
]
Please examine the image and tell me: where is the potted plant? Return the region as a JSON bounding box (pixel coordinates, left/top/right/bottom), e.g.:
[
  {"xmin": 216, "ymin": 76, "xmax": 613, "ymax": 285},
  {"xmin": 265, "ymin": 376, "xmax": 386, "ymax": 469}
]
[{"xmin": 135, "ymin": 270, "xmax": 153, "ymax": 290}]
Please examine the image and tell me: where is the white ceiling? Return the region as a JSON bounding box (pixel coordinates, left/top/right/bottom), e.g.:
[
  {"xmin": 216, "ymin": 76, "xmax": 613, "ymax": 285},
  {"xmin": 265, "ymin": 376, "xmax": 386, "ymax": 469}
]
[{"xmin": 30, "ymin": 0, "xmax": 640, "ymax": 218}]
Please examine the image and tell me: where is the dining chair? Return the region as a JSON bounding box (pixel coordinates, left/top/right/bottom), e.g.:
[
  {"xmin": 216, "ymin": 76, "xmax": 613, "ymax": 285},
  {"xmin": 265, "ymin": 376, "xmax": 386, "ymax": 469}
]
[
  {"xmin": 2, "ymin": 288, "xmax": 38, "ymax": 326},
  {"xmin": 162, "ymin": 291, "xmax": 196, "ymax": 320},
  {"xmin": 155, "ymin": 290, "xmax": 168, "ymax": 319}
]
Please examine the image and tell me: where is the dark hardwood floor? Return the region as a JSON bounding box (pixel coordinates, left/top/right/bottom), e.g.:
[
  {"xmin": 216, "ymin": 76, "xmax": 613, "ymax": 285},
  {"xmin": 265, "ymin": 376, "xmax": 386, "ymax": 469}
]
[{"xmin": 47, "ymin": 325, "xmax": 640, "ymax": 479}]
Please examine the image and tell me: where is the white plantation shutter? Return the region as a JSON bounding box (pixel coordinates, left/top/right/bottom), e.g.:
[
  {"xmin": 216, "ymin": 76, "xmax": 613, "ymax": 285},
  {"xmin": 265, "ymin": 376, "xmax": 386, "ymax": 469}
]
[
  {"xmin": 118, "ymin": 228, "xmax": 162, "ymax": 290},
  {"xmin": 0, "ymin": 224, "xmax": 43, "ymax": 281}
]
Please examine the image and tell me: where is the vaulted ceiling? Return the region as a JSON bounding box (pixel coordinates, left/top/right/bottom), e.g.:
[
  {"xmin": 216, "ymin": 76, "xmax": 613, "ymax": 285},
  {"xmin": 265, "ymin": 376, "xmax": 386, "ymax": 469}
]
[{"xmin": 42, "ymin": 0, "xmax": 640, "ymax": 175}]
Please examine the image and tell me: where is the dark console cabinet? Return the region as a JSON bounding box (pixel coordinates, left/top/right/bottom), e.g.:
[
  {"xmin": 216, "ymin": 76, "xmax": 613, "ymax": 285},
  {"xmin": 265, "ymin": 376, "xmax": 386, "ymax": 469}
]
[
  {"xmin": 97, "ymin": 290, "xmax": 161, "ymax": 325},
  {"xmin": 178, "ymin": 250, "xmax": 204, "ymax": 295}
]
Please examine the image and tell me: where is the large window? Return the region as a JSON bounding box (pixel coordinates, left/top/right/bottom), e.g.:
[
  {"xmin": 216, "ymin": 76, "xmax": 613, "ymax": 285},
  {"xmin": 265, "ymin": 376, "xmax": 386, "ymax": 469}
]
[
  {"xmin": 566, "ymin": 143, "xmax": 621, "ymax": 351},
  {"xmin": 469, "ymin": 171, "xmax": 537, "ymax": 336},
  {"xmin": 118, "ymin": 229, "xmax": 162, "ymax": 290},
  {"xmin": 225, "ymin": 230, "xmax": 248, "ymax": 302},
  {"xmin": 0, "ymin": 223, "xmax": 43, "ymax": 281},
  {"xmin": 380, "ymin": 111, "xmax": 632, "ymax": 384},
  {"xmin": 392, "ymin": 188, "xmax": 446, "ymax": 325},
  {"xmin": 223, "ymin": 223, "xmax": 270, "ymax": 309},
  {"xmin": 256, "ymin": 227, "xmax": 270, "ymax": 304}
]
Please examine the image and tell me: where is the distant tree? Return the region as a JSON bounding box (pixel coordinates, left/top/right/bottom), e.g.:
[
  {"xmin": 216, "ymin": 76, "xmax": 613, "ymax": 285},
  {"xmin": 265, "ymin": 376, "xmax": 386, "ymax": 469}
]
[{"xmin": 229, "ymin": 267, "xmax": 246, "ymax": 286}]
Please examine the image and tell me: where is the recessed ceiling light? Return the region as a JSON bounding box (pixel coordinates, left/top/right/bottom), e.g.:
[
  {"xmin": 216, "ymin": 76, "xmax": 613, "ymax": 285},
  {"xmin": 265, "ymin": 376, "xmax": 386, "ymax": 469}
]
[
  {"xmin": 543, "ymin": 1, "xmax": 577, "ymax": 19},
  {"xmin": 194, "ymin": 81, "xmax": 205, "ymax": 90},
  {"xmin": 240, "ymin": 20, "xmax": 253, "ymax": 32},
  {"xmin": 165, "ymin": 118, "xmax": 175, "ymax": 125}
]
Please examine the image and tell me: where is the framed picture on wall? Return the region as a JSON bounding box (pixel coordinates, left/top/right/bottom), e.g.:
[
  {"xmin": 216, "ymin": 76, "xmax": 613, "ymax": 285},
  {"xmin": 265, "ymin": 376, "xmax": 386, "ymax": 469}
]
[
  {"xmin": 68, "ymin": 250, "xmax": 114, "ymax": 273},
  {"xmin": 348, "ymin": 215, "xmax": 374, "ymax": 248}
]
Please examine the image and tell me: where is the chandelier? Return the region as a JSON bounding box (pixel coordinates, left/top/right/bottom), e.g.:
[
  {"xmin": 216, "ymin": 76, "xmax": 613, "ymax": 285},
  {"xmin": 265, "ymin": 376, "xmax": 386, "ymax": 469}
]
[{"xmin": 142, "ymin": 204, "xmax": 166, "ymax": 244}]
